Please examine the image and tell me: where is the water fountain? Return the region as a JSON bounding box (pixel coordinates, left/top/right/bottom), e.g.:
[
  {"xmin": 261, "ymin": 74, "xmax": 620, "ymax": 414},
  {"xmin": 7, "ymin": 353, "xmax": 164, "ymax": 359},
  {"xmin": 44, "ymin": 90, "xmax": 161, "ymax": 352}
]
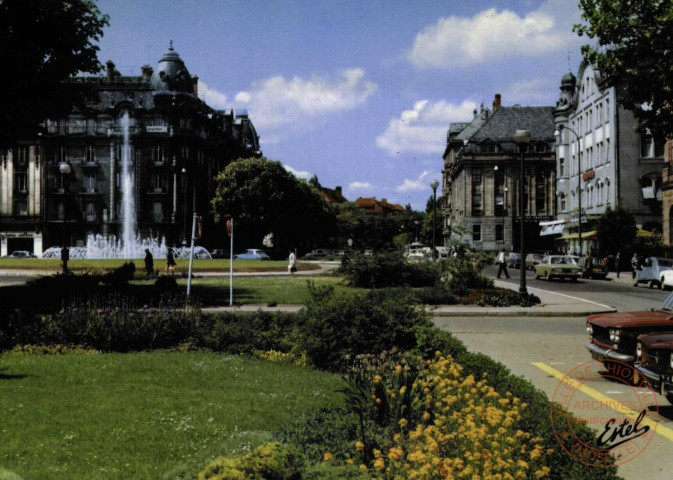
[{"xmin": 42, "ymin": 111, "xmax": 211, "ymax": 260}]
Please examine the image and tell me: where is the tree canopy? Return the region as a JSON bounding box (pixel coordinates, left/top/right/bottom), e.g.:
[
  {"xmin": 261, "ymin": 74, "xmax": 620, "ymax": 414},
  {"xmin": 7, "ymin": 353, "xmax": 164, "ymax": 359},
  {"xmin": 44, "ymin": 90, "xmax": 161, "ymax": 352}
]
[
  {"xmin": 575, "ymin": 0, "xmax": 673, "ymax": 140},
  {"xmin": 596, "ymin": 206, "xmax": 637, "ymax": 256},
  {"xmin": 0, "ymin": 0, "xmax": 109, "ymax": 148},
  {"xmin": 211, "ymin": 157, "xmax": 335, "ymax": 252}
]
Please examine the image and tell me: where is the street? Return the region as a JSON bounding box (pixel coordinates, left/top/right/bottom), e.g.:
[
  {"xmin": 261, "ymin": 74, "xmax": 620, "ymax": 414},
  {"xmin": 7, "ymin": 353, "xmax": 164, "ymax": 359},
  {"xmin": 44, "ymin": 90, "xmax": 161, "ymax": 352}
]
[{"xmin": 436, "ymin": 270, "xmax": 673, "ymax": 480}]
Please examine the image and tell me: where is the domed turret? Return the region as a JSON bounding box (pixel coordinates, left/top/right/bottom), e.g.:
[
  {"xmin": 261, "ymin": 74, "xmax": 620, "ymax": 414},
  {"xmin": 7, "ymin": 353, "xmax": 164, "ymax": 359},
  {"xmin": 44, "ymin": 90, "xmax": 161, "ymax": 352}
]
[
  {"xmin": 561, "ymin": 70, "xmax": 577, "ymax": 89},
  {"xmin": 150, "ymin": 41, "xmax": 193, "ymax": 93}
]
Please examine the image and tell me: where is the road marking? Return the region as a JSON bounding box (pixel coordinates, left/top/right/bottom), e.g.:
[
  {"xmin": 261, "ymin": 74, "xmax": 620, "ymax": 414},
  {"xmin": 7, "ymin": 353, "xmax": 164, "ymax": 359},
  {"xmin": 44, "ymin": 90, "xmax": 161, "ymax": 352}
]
[
  {"xmin": 525, "ymin": 286, "xmax": 615, "ymax": 310},
  {"xmin": 605, "ymin": 391, "xmax": 623, "ymax": 394},
  {"xmin": 532, "ymin": 362, "xmax": 673, "ymax": 443}
]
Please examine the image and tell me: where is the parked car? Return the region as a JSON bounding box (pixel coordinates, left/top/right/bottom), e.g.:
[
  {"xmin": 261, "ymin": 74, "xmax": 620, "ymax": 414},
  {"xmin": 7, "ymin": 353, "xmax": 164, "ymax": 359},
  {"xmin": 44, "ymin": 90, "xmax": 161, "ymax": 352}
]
[
  {"xmin": 634, "ymin": 256, "xmax": 673, "ymax": 289},
  {"xmin": 577, "ymin": 256, "xmax": 608, "ymax": 279},
  {"xmin": 659, "ymin": 269, "xmax": 673, "ymax": 290},
  {"xmin": 525, "ymin": 253, "xmax": 544, "ymax": 270},
  {"xmin": 302, "ymin": 249, "xmax": 335, "ymax": 260},
  {"xmin": 634, "ymin": 331, "xmax": 673, "ymax": 404},
  {"xmin": 233, "ymin": 249, "xmax": 271, "ymax": 260},
  {"xmin": 586, "ymin": 292, "xmax": 673, "ymax": 366},
  {"xmin": 1, "ymin": 250, "xmax": 37, "ymax": 259},
  {"xmin": 210, "ymin": 249, "xmax": 229, "ymax": 258},
  {"xmin": 534, "ymin": 255, "xmax": 581, "ymax": 281},
  {"xmin": 506, "ymin": 252, "xmax": 521, "ymax": 269}
]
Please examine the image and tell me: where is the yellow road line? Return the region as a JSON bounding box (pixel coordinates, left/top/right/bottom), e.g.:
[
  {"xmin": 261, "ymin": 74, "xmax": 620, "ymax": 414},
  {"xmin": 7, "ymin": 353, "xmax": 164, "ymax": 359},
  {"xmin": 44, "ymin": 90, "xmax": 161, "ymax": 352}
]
[{"xmin": 532, "ymin": 362, "xmax": 673, "ymax": 442}]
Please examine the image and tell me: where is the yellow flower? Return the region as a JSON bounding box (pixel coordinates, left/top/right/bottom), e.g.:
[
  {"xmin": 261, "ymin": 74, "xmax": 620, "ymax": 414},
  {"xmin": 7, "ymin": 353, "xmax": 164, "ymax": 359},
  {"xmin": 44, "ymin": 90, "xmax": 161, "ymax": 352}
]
[
  {"xmin": 355, "ymin": 441, "xmax": 365, "ymax": 451},
  {"xmin": 346, "ymin": 459, "xmax": 354, "ymax": 465},
  {"xmin": 359, "ymin": 464, "xmax": 368, "ymax": 471},
  {"xmin": 374, "ymin": 375, "xmax": 382, "ymax": 384},
  {"xmin": 396, "ymin": 365, "xmax": 403, "ymax": 374},
  {"xmin": 535, "ymin": 467, "xmax": 551, "ymax": 478},
  {"xmin": 400, "ymin": 386, "xmax": 407, "ymax": 395},
  {"xmin": 323, "ymin": 452, "xmax": 334, "ymax": 462},
  {"xmin": 423, "ymin": 411, "xmax": 431, "ymax": 422},
  {"xmin": 374, "ymin": 457, "xmax": 386, "ymax": 471},
  {"xmin": 399, "ymin": 418, "xmax": 408, "ymax": 428}
]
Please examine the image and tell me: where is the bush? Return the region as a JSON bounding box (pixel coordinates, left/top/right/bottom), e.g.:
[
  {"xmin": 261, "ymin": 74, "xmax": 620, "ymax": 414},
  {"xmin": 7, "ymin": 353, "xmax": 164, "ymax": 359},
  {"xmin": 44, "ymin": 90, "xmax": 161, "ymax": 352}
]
[
  {"xmin": 42, "ymin": 295, "xmax": 201, "ymax": 351},
  {"xmin": 340, "ymin": 251, "xmax": 440, "ymax": 288},
  {"xmin": 302, "ymin": 464, "xmax": 368, "ymax": 480},
  {"xmin": 155, "ymin": 274, "xmax": 179, "ymax": 291},
  {"xmin": 475, "ymin": 289, "xmax": 541, "ymax": 307},
  {"xmin": 296, "ymin": 284, "xmax": 431, "ymax": 371},
  {"xmin": 102, "ymin": 261, "xmax": 136, "ymax": 287},
  {"xmin": 198, "ymin": 442, "xmax": 302, "ymax": 480},
  {"xmin": 442, "ymin": 255, "xmax": 494, "ymax": 294},
  {"xmin": 201, "ymin": 312, "xmax": 298, "ymax": 355}
]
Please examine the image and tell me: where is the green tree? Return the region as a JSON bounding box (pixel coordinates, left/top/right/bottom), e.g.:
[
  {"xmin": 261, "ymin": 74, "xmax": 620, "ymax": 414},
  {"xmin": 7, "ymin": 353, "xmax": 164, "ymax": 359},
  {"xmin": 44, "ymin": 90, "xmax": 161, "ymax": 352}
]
[
  {"xmin": 575, "ymin": 0, "xmax": 673, "ymax": 140},
  {"xmin": 596, "ymin": 206, "xmax": 637, "ymax": 255},
  {"xmin": 0, "ymin": 0, "xmax": 109, "ymax": 148},
  {"xmin": 211, "ymin": 158, "xmax": 335, "ymax": 252}
]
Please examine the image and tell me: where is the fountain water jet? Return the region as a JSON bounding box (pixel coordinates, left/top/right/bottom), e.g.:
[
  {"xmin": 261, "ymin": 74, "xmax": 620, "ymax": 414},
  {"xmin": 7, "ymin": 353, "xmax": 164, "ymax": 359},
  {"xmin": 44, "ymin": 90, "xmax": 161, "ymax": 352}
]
[{"xmin": 42, "ymin": 110, "xmax": 211, "ymax": 260}]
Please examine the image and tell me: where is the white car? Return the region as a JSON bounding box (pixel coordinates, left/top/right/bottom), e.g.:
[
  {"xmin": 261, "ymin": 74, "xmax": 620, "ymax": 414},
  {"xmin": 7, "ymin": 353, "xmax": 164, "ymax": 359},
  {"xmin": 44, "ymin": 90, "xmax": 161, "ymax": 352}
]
[{"xmin": 659, "ymin": 269, "xmax": 673, "ymax": 290}]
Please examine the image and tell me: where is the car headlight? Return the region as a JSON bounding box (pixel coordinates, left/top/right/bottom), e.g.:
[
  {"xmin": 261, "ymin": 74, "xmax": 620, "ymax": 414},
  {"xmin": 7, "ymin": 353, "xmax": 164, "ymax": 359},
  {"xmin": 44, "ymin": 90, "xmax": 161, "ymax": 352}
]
[
  {"xmin": 586, "ymin": 322, "xmax": 593, "ymax": 335},
  {"xmin": 637, "ymin": 342, "xmax": 642, "ymax": 359},
  {"xmin": 609, "ymin": 329, "xmax": 621, "ymax": 343}
]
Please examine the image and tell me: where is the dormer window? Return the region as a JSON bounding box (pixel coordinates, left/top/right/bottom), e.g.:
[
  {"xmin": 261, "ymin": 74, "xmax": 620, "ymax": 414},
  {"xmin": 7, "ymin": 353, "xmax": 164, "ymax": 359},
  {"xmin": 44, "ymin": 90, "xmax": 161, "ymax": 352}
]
[
  {"xmin": 479, "ymin": 141, "xmax": 498, "ymax": 153},
  {"xmin": 535, "ymin": 141, "xmax": 548, "ymax": 153}
]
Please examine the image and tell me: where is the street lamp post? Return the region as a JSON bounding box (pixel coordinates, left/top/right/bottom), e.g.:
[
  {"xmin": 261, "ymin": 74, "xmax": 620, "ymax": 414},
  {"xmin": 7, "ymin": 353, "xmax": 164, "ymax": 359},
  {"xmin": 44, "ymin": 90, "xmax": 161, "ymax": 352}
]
[
  {"xmin": 431, "ymin": 179, "xmax": 439, "ymax": 259},
  {"xmin": 503, "ymin": 186, "xmax": 508, "ymax": 248},
  {"xmin": 59, "ymin": 162, "xmax": 71, "ymax": 274},
  {"xmin": 554, "ymin": 125, "xmax": 582, "ymax": 256},
  {"xmin": 181, "ymin": 167, "xmax": 187, "ymax": 246},
  {"xmin": 514, "ymin": 129, "xmax": 531, "ymax": 296}
]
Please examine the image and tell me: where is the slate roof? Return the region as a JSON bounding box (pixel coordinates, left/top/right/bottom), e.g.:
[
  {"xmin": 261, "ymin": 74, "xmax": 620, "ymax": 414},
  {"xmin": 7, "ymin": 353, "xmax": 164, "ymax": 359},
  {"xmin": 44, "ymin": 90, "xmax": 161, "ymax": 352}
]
[{"xmin": 468, "ymin": 106, "xmax": 555, "ymax": 143}]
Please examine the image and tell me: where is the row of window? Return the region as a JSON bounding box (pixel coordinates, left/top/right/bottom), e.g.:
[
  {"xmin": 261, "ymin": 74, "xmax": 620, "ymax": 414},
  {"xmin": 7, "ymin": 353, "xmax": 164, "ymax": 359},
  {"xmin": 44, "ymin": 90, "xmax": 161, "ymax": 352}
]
[
  {"xmin": 46, "ymin": 117, "xmax": 169, "ymax": 135},
  {"xmin": 557, "ymin": 180, "xmax": 611, "ymax": 212},
  {"xmin": 52, "ymin": 201, "xmax": 166, "ymax": 223},
  {"xmin": 50, "ymin": 145, "xmax": 202, "ymax": 165},
  {"xmin": 471, "ymin": 223, "xmax": 504, "ymax": 243},
  {"xmin": 571, "ymin": 97, "xmax": 609, "ymax": 136}
]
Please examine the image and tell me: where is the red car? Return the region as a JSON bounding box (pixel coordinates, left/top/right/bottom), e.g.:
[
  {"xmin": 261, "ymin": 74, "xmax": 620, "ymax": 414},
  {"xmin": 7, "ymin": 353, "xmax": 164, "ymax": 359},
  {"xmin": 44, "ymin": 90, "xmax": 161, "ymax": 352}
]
[
  {"xmin": 634, "ymin": 332, "xmax": 673, "ymax": 404},
  {"xmin": 586, "ymin": 293, "xmax": 673, "ymax": 365}
]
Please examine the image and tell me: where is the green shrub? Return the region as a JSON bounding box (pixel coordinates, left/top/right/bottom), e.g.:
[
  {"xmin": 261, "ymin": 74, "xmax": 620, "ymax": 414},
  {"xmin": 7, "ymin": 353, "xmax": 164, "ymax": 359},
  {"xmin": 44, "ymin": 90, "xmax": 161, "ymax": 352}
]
[
  {"xmin": 340, "ymin": 251, "xmax": 440, "ymax": 288},
  {"xmin": 442, "ymin": 256, "xmax": 494, "ymax": 294},
  {"xmin": 413, "ymin": 326, "xmax": 467, "ymax": 359},
  {"xmin": 42, "ymin": 295, "xmax": 200, "ymax": 351},
  {"xmin": 0, "ymin": 469, "xmax": 24, "ymax": 480},
  {"xmin": 155, "ymin": 274, "xmax": 179, "ymax": 291},
  {"xmin": 302, "ymin": 464, "xmax": 368, "ymax": 479},
  {"xmin": 296, "ymin": 284, "xmax": 431, "ymax": 371},
  {"xmin": 202, "ymin": 312, "xmax": 298, "ymax": 355},
  {"xmin": 102, "ymin": 261, "xmax": 136, "ymax": 286},
  {"xmin": 198, "ymin": 442, "xmax": 301, "ymax": 480},
  {"xmin": 0, "ymin": 309, "xmax": 46, "ymax": 351},
  {"xmin": 278, "ymin": 408, "xmax": 361, "ymax": 464},
  {"xmin": 474, "ymin": 289, "xmax": 541, "ymax": 307}
]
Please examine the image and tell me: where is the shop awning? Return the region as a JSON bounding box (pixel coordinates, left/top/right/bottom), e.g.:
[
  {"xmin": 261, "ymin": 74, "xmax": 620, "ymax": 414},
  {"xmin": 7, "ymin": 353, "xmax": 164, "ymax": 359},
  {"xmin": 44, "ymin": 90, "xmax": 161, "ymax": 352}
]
[
  {"xmin": 559, "ymin": 230, "xmax": 598, "ymax": 240},
  {"xmin": 539, "ymin": 219, "xmax": 566, "ymax": 236},
  {"xmin": 540, "ymin": 223, "xmax": 565, "ymax": 236}
]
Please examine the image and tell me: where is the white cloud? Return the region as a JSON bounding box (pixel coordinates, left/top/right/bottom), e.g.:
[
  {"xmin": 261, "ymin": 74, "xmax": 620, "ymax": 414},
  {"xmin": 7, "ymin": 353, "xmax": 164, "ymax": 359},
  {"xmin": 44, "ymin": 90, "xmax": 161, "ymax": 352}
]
[
  {"xmin": 407, "ymin": 7, "xmax": 570, "ymax": 70},
  {"xmin": 395, "ymin": 171, "xmax": 440, "ymax": 194},
  {"xmin": 235, "ymin": 69, "xmax": 377, "ymax": 137},
  {"xmin": 198, "ymin": 80, "xmax": 228, "ymax": 110},
  {"xmin": 376, "ymin": 99, "xmax": 477, "ymax": 156},
  {"xmin": 502, "ymin": 78, "xmax": 558, "ymax": 104},
  {"xmin": 348, "ymin": 181, "xmax": 373, "ymax": 192},
  {"xmin": 283, "ymin": 164, "xmax": 312, "ymax": 180}
]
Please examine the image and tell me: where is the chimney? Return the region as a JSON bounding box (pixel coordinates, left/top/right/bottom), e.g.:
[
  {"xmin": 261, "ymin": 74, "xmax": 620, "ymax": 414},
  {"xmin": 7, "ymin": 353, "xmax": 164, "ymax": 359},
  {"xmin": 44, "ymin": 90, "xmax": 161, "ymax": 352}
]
[
  {"xmin": 141, "ymin": 65, "xmax": 153, "ymax": 81},
  {"xmin": 473, "ymin": 108, "xmax": 477, "ymax": 118},
  {"xmin": 480, "ymin": 102, "xmax": 484, "ymax": 113},
  {"xmin": 493, "ymin": 93, "xmax": 501, "ymax": 111},
  {"xmin": 192, "ymin": 76, "xmax": 199, "ymax": 96},
  {"xmin": 106, "ymin": 60, "xmax": 115, "ymax": 80},
  {"xmin": 335, "ymin": 186, "xmax": 342, "ymax": 197}
]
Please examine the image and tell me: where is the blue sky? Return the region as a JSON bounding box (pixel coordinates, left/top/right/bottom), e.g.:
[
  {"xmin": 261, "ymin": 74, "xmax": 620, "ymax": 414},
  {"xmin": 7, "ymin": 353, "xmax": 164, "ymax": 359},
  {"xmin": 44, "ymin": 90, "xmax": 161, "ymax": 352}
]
[{"xmin": 96, "ymin": 0, "xmax": 586, "ymax": 210}]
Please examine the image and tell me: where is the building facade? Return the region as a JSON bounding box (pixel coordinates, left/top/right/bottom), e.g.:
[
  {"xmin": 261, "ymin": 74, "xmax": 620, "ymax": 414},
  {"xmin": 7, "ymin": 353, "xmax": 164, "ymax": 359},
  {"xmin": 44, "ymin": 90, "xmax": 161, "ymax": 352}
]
[
  {"xmin": 0, "ymin": 44, "xmax": 261, "ymax": 256},
  {"xmin": 553, "ymin": 61, "xmax": 665, "ymax": 254},
  {"xmin": 442, "ymin": 96, "xmax": 558, "ymax": 253}
]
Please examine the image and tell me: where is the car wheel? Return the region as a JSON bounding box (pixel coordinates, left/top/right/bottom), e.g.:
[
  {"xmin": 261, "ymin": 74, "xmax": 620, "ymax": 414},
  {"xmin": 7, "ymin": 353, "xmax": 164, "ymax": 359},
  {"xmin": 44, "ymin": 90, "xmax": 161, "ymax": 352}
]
[
  {"xmin": 546, "ymin": 272, "xmax": 551, "ymax": 281},
  {"xmin": 534, "ymin": 272, "xmax": 540, "ymax": 280},
  {"xmin": 572, "ymin": 276, "xmax": 578, "ymax": 282},
  {"xmin": 659, "ymin": 278, "xmax": 665, "ymax": 290},
  {"xmin": 649, "ymin": 281, "xmax": 655, "ymax": 289}
]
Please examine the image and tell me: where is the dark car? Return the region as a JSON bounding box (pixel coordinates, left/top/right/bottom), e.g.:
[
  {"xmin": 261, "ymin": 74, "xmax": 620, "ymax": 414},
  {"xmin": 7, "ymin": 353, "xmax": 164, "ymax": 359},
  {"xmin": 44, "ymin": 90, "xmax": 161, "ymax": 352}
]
[
  {"xmin": 302, "ymin": 249, "xmax": 335, "ymax": 260},
  {"xmin": 634, "ymin": 332, "xmax": 673, "ymax": 405},
  {"xmin": 2, "ymin": 250, "xmax": 37, "ymax": 259},
  {"xmin": 586, "ymin": 292, "xmax": 673, "ymax": 365},
  {"xmin": 506, "ymin": 253, "xmax": 521, "ymax": 269},
  {"xmin": 577, "ymin": 256, "xmax": 608, "ymax": 279},
  {"xmin": 210, "ymin": 249, "xmax": 229, "ymax": 259}
]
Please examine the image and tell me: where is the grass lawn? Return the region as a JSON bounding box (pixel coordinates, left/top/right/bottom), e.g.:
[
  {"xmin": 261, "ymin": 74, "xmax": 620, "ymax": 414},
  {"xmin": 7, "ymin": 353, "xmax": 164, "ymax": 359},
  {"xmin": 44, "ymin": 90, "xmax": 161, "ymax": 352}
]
[
  {"xmin": 0, "ymin": 352, "xmax": 342, "ymax": 480},
  {"xmin": 0, "ymin": 258, "xmax": 318, "ymax": 274},
  {"xmin": 180, "ymin": 275, "xmax": 357, "ymax": 305}
]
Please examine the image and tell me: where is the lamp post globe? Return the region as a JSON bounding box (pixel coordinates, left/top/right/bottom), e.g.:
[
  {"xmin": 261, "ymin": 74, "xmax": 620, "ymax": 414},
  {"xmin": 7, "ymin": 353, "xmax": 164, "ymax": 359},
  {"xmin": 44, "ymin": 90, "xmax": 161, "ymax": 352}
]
[{"xmin": 514, "ymin": 129, "xmax": 530, "ymax": 296}]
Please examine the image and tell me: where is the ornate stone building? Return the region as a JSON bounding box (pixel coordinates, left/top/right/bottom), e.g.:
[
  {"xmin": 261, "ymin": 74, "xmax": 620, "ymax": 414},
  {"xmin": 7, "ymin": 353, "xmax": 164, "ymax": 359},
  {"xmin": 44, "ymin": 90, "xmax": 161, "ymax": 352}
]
[
  {"xmin": 0, "ymin": 43, "xmax": 261, "ymax": 256},
  {"xmin": 442, "ymin": 96, "xmax": 557, "ymax": 253},
  {"xmin": 552, "ymin": 61, "xmax": 665, "ymax": 254}
]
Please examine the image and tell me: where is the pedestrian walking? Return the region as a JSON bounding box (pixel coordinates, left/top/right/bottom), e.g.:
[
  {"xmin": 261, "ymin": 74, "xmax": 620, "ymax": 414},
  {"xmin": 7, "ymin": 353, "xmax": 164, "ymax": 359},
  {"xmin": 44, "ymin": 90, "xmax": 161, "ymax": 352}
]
[
  {"xmin": 615, "ymin": 252, "xmax": 621, "ymax": 278},
  {"xmin": 166, "ymin": 247, "xmax": 176, "ymax": 274},
  {"xmin": 631, "ymin": 252, "xmax": 640, "ymax": 284},
  {"xmin": 60, "ymin": 246, "xmax": 70, "ymax": 274},
  {"xmin": 288, "ymin": 250, "xmax": 297, "ymax": 276},
  {"xmin": 496, "ymin": 248, "xmax": 510, "ymax": 279},
  {"xmin": 144, "ymin": 249, "xmax": 154, "ymax": 276}
]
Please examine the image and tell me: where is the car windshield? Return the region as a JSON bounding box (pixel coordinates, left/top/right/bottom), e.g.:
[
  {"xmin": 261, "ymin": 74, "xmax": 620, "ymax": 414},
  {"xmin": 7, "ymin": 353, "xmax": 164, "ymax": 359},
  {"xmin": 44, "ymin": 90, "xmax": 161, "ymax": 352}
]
[
  {"xmin": 550, "ymin": 257, "xmax": 569, "ymax": 264},
  {"xmin": 658, "ymin": 259, "xmax": 673, "ymax": 267}
]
